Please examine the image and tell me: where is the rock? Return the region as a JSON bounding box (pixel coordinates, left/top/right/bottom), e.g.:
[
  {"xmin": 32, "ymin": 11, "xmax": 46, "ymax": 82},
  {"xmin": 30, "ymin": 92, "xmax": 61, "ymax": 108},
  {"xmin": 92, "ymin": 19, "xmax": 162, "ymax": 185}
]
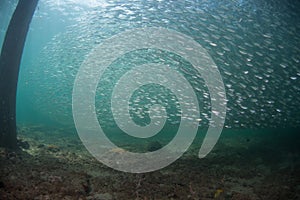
[
  {"xmin": 37, "ymin": 144, "xmax": 45, "ymax": 148},
  {"xmin": 0, "ymin": 181, "xmax": 4, "ymax": 188},
  {"xmin": 146, "ymin": 141, "xmax": 162, "ymax": 152},
  {"xmin": 47, "ymin": 144, "xmax": 60, "ymax": 152},
  {"xmin": 17, "ymin": 139, "xmax": 30, "ymax": 149},
  {"xmin": 87, "ymin": 193, "xmax": 113, "ymax": 200}
]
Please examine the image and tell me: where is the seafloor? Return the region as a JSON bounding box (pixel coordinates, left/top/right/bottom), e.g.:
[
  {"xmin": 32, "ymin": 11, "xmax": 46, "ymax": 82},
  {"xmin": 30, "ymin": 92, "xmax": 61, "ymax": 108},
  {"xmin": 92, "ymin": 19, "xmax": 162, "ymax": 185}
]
[{"xmin": 0, "ymin": 125, "xmax": 299, "ymax": 200}]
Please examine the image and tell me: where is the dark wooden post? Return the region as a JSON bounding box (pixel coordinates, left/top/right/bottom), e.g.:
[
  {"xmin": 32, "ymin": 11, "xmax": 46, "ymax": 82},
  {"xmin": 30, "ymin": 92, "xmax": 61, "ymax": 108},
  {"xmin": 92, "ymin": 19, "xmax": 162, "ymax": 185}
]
[{"xmin": 0, "ymin": 0, "xmax": 39, "ymax": 149}]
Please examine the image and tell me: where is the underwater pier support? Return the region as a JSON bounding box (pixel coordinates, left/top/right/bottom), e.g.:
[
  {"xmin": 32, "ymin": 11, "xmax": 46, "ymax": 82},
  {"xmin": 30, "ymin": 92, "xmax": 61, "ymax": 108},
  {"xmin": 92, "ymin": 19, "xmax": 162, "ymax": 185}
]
[{"xmin": 0, "ymin": 0, "xmax": 39, "ymax": 149}]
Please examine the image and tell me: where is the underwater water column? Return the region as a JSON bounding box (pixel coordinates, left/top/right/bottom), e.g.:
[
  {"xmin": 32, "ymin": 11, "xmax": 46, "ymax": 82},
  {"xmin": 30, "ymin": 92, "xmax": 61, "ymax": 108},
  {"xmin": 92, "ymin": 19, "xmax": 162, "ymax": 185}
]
[{"xmin": 0, "ymin": 0, "xmax": 39, "ymax": 149}]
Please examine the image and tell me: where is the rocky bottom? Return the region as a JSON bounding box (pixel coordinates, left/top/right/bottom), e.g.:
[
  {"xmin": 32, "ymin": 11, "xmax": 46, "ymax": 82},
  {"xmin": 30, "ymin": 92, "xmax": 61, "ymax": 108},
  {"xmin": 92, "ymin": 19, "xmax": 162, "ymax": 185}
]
[{"xmin": 0, "ymin": 126, "xmax": 299, "ymax": 200}]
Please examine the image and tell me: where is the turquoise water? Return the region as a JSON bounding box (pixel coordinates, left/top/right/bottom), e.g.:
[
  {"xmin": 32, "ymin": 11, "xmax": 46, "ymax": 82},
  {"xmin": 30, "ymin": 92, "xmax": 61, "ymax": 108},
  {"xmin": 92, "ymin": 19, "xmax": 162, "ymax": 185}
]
[
  {"xmin": 1, "ymin": 0, "xmax": 299, "ymax": 153},
  {"xmin": 1, "ymin": 0, "xmax": 300, "ymax": 199}
]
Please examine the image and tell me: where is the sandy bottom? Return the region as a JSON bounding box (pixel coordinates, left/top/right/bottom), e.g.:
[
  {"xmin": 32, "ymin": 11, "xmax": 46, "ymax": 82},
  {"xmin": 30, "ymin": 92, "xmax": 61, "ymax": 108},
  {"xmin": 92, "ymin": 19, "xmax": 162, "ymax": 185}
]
[{"xmin": 1, "ymin": 125, "xmax": 299, "ymax": 200}]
